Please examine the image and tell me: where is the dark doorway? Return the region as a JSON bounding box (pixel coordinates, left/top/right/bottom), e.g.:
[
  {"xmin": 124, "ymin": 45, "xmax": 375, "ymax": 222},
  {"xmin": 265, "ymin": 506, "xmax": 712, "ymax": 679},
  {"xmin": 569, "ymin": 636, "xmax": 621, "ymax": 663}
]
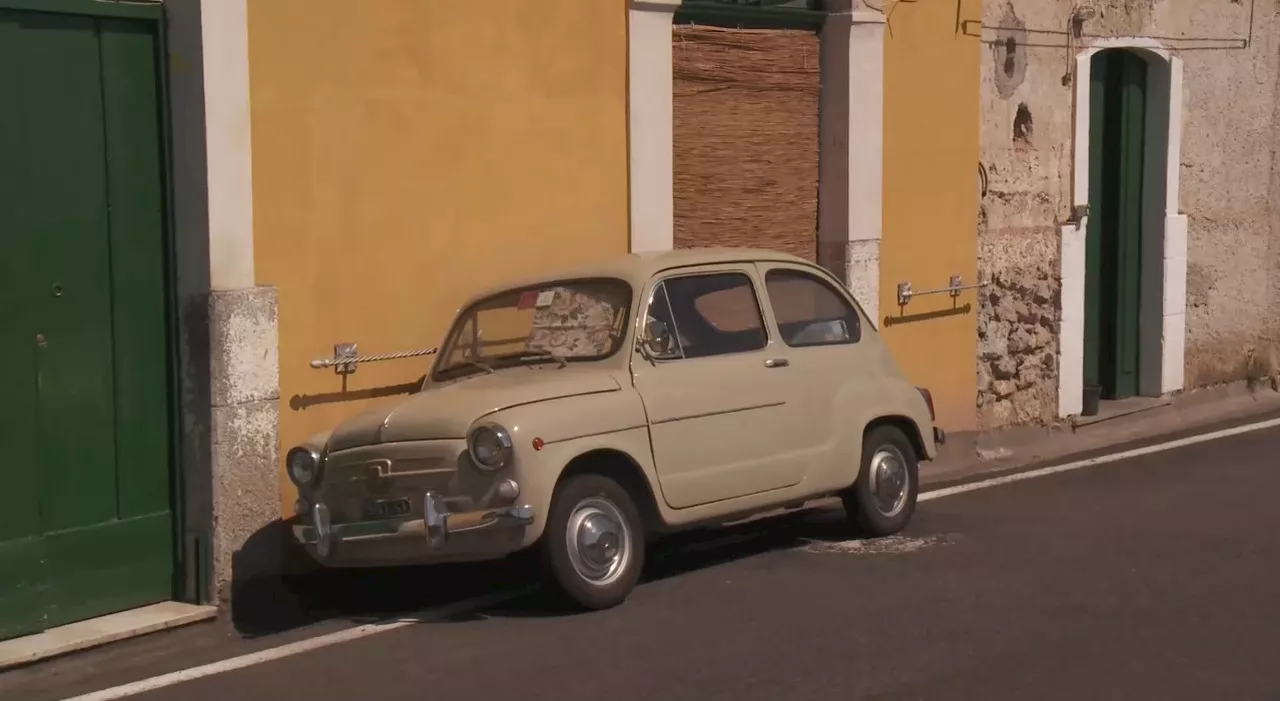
[{"xmin": 1084, "ymin": 49, "xmax": 1147, "ymax": 403}]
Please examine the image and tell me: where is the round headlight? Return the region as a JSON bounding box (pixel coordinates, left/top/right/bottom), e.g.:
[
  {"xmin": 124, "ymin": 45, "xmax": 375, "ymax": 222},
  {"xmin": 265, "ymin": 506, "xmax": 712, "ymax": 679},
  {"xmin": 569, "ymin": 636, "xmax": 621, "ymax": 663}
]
[
  {"xmin": 468, "ymin": 423, "xmax": 513, "ymax": 470},
  {"xmin": 287, "ymin": 446, "xmax": 322, "ymax": 486}
]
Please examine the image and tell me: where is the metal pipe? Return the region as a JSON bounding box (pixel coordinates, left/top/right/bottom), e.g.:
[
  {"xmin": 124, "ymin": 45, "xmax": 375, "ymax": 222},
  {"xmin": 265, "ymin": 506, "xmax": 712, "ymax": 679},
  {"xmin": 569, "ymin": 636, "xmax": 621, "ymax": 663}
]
[{"xmin": 896, "ymin": 275, "xmax": 987, "ymax": 307}]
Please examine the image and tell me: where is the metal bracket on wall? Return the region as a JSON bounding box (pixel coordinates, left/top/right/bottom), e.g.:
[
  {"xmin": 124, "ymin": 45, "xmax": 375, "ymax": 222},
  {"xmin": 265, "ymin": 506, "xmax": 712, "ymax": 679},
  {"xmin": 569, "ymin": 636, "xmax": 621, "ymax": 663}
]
[
  {"xmin": 309, "ymin": 342, "xmax": 438, "ymax": 376},
  {"xmin": 896, "ymin": 275, "xmax": 987, "ymax": 307},
  {"xmin": 1065, "ymin": 203, "xmax": 1090, "ymax": 227}
]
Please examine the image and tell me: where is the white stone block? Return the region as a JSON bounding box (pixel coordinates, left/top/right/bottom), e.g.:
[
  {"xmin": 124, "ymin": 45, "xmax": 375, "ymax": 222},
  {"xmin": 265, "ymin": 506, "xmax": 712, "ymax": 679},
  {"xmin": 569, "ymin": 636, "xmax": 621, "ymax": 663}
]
[
  {"xmin": 1161, "ymin": 312, "xmax": 1186, "ymax": 394},
  {"xmin": 1162, "ymin": 255, "xmax": 1187, "ymax": 317},
  {"xmin": 1057, "ymin": 322, "xmax": 1084, "ymax": 418},
  {"xmin": 1163, "ymin": 213, "xmax": 1188, "ymax": 259}
]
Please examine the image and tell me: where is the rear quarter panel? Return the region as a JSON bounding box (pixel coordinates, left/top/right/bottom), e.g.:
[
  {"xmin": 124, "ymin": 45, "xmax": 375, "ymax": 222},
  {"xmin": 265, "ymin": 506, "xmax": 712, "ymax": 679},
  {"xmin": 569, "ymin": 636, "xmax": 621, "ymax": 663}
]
[
  {"xmin": 800, "ymin": 312, "xmax": 938, "ymax": 494},
  {"xmin": 853, "ymin": 335, "xmax": 937, "ymax": 456}
]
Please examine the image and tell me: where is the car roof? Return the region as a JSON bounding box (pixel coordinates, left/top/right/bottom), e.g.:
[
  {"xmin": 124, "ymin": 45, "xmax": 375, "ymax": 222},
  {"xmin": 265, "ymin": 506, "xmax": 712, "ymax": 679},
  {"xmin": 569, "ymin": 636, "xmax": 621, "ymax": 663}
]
[{"xmin": 462, "ymin": 248, "xmax": 825, "ymax": 305}]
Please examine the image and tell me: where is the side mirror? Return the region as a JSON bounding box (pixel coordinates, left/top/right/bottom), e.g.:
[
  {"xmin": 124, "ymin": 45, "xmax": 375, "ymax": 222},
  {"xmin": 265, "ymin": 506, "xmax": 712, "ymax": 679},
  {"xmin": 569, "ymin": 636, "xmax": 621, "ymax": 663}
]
[{"xmin": 640, "ymin": 319, "xmax": 680, "ymax": 359}]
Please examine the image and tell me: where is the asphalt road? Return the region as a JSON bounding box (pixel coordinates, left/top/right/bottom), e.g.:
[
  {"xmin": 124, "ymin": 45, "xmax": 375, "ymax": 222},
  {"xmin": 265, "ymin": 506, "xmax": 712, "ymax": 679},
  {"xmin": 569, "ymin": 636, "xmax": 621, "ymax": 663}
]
[{"xmin": 6, "ymin": 421, "xmax": 1280, "ymax": 701}]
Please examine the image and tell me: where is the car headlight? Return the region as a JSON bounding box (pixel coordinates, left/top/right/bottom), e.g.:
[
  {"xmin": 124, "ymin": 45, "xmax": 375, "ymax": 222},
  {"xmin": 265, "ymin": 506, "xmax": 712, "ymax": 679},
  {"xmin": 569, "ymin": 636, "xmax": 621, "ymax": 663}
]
[
  {"xmin": 468, "ymin": 423, "xmax": 513, "ymax": 471},
  {"xmin": 287, "ymin": 446, "xmax": 322, "ymax": 486}
]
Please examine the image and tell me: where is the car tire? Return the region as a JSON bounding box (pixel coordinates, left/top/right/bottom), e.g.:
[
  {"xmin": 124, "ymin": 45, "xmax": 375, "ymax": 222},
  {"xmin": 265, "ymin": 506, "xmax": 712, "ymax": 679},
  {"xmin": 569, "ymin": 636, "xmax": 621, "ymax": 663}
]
[
  {"xmin": 541, "ymin": 474, "xmax": 646, "ymax": 610},
  {"xmin": 843, "ymin": 425, "xmax": 919, "ymax": 537}
]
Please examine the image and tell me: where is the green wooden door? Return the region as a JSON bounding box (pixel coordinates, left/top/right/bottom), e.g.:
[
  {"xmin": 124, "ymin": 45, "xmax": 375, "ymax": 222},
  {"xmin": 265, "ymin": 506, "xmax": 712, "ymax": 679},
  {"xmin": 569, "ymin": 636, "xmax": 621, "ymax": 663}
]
[
  {"xmin": 1084, "ymin": 49, "xmax": 1146, "ymax": 401},
  {"xmin": 0, "ymin": 7, "xmax": 176, "ymax": 641}
]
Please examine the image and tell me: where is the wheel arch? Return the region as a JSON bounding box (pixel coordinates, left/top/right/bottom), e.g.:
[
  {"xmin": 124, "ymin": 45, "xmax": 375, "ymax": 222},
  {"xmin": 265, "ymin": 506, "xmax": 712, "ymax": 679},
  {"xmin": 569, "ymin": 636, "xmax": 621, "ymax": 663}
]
[
  {"xmin": 556, "ymin": 448, "xmax": 664, "ymax": 535},
  {"xmin": 863, "ymin": 415, "xmax": 927, "ymax": 462}
]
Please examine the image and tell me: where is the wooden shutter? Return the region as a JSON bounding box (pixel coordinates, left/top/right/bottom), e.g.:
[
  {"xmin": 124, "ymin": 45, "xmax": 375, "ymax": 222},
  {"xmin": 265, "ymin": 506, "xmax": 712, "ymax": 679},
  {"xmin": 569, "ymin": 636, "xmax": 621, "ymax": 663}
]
[{"xmin": 672, "ymin": 24, "xmax": 820, "ymax": 261}]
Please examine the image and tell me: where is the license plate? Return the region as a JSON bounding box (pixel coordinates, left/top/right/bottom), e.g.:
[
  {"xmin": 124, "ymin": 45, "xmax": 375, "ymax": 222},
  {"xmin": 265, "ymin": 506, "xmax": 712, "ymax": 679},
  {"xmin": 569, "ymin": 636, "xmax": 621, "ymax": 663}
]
[{"xmin": 362, "ymin": 497, "xmax": 412, "ymax": 520}]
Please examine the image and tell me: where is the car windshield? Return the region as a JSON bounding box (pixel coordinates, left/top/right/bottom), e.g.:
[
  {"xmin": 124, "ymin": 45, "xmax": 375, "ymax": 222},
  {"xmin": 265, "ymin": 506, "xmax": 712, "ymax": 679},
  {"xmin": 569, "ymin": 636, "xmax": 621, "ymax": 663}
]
[{"xmin": 433, "ymin": 278, "xmax": 632, "ymax": 380}]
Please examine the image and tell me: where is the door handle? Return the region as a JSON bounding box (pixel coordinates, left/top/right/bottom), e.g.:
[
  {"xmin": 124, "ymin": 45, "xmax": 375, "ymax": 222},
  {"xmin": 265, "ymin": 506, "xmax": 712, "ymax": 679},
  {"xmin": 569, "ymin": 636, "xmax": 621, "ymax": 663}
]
[{"xmin": 764, "ymin": 358, "xmax": 789, "ymax": 368}]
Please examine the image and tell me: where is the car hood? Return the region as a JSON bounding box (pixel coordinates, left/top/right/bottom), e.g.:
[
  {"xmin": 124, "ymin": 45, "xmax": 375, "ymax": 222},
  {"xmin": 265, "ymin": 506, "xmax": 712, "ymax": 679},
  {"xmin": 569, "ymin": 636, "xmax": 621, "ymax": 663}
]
[{"xmin": 325, "ymin": 369, "xmax": 621, "ymax": 452}]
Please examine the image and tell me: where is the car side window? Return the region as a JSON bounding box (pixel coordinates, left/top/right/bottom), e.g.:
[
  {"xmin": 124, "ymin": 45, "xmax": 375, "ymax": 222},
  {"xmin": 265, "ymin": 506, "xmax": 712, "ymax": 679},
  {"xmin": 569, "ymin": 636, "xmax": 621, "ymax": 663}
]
[
  {"xmin": 656, "ymin": 272, "xmax": 768, "ymax": 359},
  {"xmin": 763, "ymin": 268, "xmax": 862, "ymax": 347}
]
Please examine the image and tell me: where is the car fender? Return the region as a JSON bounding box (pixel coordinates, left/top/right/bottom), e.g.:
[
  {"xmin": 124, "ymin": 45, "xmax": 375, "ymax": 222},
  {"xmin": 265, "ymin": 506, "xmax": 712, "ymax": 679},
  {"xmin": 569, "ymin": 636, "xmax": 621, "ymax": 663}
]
[{"xmin": 483, "ymin": 386, "xmax": 659, "ymax": 547}]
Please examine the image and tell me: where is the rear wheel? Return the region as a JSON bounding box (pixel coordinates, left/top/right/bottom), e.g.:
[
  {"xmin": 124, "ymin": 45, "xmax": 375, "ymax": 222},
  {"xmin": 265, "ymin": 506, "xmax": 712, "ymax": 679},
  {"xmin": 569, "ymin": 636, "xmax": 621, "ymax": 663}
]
[
  {"xmin": 842, "ymin": 425, "xmax": 919, "ymax": 537},
  {"xmin": 542, "ymin": 474, "xmax": 646, "ymax": 610}
]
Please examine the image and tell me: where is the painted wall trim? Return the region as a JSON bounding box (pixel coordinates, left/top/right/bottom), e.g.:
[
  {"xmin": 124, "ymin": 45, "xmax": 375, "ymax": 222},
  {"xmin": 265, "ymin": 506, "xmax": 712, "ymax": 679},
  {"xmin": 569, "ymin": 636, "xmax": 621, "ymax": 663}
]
[
  {"xmin": 1059, "ymin": 39, "xmax": 1185, "ymax": 418},
  {"xmin": 199, "ymin": 0, "xmax": 255, "ymax": 291},
  {"xmin": 628, "ymin": 0, "xmax": 679, "ymax": 253},
  {"xmin": 166, "ymin": 0, "xmax": 271, "ymax": 604},
  {"xmin": 818, "ymin": 4, "xmax": 885, "ymax": 321}
]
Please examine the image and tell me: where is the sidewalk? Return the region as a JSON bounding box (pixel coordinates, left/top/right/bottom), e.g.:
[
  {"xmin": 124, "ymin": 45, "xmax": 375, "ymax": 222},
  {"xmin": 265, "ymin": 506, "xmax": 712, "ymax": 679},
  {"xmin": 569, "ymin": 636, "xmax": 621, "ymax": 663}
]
[{"xmin": 925, "ymin": 379, "xmax": 1280, "ymax": 487}]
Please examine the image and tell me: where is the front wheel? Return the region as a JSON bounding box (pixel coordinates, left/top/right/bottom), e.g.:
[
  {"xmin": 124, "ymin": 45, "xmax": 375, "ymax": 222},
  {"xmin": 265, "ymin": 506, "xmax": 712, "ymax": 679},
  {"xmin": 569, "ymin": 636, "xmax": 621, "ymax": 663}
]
[
  {"xmin": 542, "ymin": 474, "xmax": 646, "ymax": 610},
  {"xmin": 842, "ymin": 425, "xmax": 919, "ymax": 537}
]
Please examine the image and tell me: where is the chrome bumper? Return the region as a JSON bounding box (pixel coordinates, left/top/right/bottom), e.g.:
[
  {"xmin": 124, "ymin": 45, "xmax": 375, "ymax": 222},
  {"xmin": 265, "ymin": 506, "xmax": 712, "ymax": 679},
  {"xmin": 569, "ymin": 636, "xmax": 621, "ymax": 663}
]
[
  {"xmin": 293, "ymin": 491, "xmax": 535, "ymax": 557},
  {"xmin": 933, "ymin": 426, "xmax": 946, "ymax": 445}
]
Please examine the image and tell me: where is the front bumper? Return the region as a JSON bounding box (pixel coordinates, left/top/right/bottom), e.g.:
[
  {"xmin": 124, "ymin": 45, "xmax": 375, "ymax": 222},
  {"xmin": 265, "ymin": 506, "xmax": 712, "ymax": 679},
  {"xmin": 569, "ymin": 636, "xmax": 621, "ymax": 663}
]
[{"xmin": 292, "ymin": 490, "xmax": 535, "ymax": 557}]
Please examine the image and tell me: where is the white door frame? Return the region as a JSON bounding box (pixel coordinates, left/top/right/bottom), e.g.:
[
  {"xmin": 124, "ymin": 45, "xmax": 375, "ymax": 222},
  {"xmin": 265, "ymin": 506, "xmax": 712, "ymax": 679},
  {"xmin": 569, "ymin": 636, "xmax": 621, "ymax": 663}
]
[{"xmin": 1057, "ymin": 38, "xmax": 1187, "ymax": 418}]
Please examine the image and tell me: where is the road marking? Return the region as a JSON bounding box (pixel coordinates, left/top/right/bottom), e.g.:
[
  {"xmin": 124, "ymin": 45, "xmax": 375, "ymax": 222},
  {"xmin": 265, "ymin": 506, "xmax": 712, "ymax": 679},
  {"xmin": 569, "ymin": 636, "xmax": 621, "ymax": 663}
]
[
  {"xmin": 57, "ymin": 587, "xmax": 537, "ymax": 701},
  {"xmin": 921, "ymin": 415, "xmax": 1280, "ymax": 502},
  {"xmin": 59, "ymin": 414, "xmax": 1280, "ymax": 700}
]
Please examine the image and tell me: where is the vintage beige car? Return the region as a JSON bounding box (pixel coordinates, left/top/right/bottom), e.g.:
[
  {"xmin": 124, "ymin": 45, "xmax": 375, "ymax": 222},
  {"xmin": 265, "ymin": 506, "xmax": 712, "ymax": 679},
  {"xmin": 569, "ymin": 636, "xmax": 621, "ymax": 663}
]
[{"xmin": 288, "ymin": 248, "xmax": 944, "ymax": 609}]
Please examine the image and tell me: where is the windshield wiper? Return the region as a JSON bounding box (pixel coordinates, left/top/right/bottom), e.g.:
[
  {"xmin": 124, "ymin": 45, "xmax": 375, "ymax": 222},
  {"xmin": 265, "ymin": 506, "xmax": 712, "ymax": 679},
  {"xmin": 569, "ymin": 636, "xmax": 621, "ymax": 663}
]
[
  {"xmin": 451, "ymin": 358, "xmax": 493, "ymax": 375},
  {"xmin": 493, "ymin": 350, "xmax": 568, "ymax": 369}
]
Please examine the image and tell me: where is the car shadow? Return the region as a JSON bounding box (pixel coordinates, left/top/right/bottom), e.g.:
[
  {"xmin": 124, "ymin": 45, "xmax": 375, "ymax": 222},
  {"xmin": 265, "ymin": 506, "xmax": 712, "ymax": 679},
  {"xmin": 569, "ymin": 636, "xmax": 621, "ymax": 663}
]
[
  {"xmin": 478, "ymin": 504, "xmax": 860, "ymax": 619},
  {"xmin": 229, "ymin": 503, "xmax": 865, "ymax": 635}
]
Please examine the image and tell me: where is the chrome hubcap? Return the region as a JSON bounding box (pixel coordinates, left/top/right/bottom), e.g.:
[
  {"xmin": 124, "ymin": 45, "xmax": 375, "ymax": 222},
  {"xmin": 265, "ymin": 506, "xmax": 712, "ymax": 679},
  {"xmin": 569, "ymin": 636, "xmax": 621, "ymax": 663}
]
[
  {"xmin": 869, "ymin": 447, "xmax": 910, "ymax": 517},
  {"xmin": 565, "ymin": 497, "xmax": 631, "ymax": 586}
]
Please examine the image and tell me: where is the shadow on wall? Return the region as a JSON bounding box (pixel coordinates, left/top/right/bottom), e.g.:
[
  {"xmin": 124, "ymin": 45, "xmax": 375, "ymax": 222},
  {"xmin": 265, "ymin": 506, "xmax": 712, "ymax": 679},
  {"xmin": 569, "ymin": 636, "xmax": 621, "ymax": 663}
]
[{"xmin": 288, "ymin": 376, "xmax": 424, "ymax": 411}]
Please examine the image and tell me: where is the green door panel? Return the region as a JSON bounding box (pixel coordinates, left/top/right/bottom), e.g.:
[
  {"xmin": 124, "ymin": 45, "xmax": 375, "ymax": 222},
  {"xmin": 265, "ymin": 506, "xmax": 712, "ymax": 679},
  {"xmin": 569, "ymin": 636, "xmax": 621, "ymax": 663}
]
[
  {"xmin": 43, "ymin": 512, "xmax": 174, "ymax": 628},
  {"xmin": 22, "ymin": 10, "xmax": 121, "ymax": 533},
  {"xmin": 0, "ymin": 8, "xmax": 177, "ymax": 641},
  {"xmin": 99, "ymin": 18, "xmax": 176, "ymax": 522},
  {"xmin": 1084, "ymin": 56, "xmax": 1106, "ymax": 392},
  {"xmin": 0, "ymin": 539, "xmax": 46, "ymax": 641},
  {"xmin": 0, "ymin": 9, "xmax": 48, "ymax": 642},
  {"xmin": 1112, "ymin": 53, "xmax": 1146, "ymax": 398},
  {"xmin": 1084, "ymin": 49, "xmax": 1146, "ymax": 402}
]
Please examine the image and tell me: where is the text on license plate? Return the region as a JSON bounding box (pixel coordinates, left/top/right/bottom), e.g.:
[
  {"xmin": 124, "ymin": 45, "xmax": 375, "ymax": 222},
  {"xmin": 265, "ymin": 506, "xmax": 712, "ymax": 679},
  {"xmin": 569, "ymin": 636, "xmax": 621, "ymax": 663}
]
[{"xmin": 362, "ymin": 497, "xmax": 412, "ymax": 519}]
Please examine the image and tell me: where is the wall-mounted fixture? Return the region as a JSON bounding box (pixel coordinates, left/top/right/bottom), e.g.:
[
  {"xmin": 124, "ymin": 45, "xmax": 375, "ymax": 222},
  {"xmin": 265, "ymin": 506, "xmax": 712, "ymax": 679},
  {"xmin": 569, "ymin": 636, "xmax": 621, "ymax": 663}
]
[
  {"xmin": 1065, "ymin": 203, "xmax": 1090, "ymax": 226},
  {"xmin": 310, "ymin": 342, "xmax": 438, "ymax": 375},
  {"xmin": 896, "ymin": 274, "xmax": 986, "ymax": 307},
  {"xmin": 1070, "ymin": 4, "xmax": 1096, "ymax": 37}
]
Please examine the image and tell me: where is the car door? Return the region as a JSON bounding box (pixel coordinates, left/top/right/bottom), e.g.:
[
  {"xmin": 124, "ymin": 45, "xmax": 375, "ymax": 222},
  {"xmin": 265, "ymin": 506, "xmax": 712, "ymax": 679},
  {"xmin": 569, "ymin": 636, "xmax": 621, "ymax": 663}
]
[
  {"xmin": 756, "ymin": 263, "xmax": 879, "ymax": 489},
  {"xmin": 631, "ymin": 265, "xmax": 808, "ymax": 509}
]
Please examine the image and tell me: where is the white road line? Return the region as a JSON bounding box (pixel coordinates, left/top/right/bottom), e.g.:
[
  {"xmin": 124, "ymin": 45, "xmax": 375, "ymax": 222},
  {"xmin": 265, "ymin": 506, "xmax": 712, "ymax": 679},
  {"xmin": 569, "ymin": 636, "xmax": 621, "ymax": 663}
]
[
  {"xmin": 60, "ymin": 415, "xmax": 1280, "ymax": 701},
  {"xmin": 921, "ymin": 415, "xmax": 1280, "ymax": 502},
  {"xmin": 57, "ymin": 587, "xmax": 537, "ymax": 701}
]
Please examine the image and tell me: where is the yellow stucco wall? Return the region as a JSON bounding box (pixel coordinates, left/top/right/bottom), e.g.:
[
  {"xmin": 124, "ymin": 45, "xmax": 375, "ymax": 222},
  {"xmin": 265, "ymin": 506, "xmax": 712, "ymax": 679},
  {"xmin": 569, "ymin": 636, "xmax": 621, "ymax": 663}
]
[
  {"xmin": 248, "ymin": 0, "xmax": 630, "ymax": 516},
  {"xmin": 879, "ymin": 0, "xmax": 982, "ymax": 432}
]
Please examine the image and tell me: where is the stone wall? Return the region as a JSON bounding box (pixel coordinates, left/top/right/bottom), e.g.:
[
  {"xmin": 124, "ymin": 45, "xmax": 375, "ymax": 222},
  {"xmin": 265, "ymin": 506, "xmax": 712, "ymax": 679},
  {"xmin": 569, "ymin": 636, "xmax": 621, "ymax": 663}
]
[
  {"xmin": 977, "ymin": 268, "xmax": 1059, "ymax": 428},
  {"xmin": 979, "ymin": 0, "xmax": 1280, "ymax": 428}
]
